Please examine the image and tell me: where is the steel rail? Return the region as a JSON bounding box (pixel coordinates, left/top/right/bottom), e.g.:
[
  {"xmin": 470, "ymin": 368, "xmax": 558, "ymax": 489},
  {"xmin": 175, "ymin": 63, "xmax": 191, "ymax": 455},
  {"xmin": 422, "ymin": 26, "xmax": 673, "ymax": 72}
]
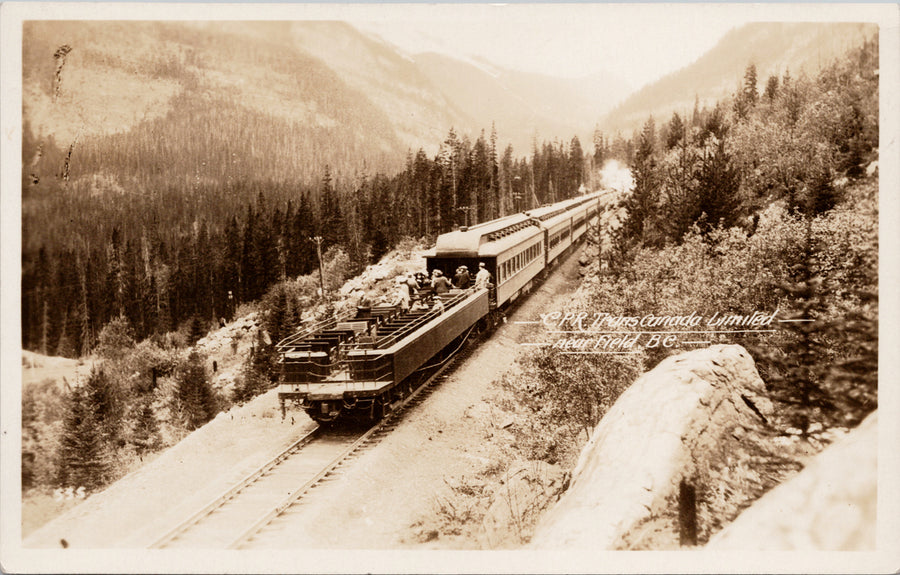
[
  {"xmin": 148, "ymin": 426, "xmax": 322, "ymax": 549},
  {"xmin": 227, "ymin": 326, "xmax": 477, "ymax": 549}
]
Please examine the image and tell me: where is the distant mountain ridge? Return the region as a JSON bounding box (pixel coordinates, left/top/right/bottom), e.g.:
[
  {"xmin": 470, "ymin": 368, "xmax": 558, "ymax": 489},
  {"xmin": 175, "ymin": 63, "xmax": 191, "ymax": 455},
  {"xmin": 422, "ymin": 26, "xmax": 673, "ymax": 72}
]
[
  {"xmin": 601, "ymin": 22, "xmax": 878, "ymax": 136},
  {"xmin": 22, "ymin": 20, "xmax": 628, "ymax": 187},
  {"xmin": 22, "ymin": 20, "xmax": 876, "ymax": 187}
]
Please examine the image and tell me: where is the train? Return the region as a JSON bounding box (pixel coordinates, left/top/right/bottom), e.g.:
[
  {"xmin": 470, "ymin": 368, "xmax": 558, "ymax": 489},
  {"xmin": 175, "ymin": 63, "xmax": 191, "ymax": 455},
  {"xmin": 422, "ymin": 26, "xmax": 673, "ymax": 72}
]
[{"xmin": 276, "ymin": 190, "xmax": 606, "ymax": 423}]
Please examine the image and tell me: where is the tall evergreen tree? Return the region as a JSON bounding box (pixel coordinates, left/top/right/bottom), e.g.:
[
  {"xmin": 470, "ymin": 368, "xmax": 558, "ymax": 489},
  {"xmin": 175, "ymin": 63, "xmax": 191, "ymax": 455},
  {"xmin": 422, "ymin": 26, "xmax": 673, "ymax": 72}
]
[
  {"xmin": 240, "ymin": 203, "xmax": 257, "ymax": 301},
  {"xmin": 568, "ymin": 136, "xmax": 585, "ymax": 194},
  {"xmin": 318, "ymin": 166, "xmax": 344, "ymax": 248},
  {"xmin": 175, "ymin": 351, "xmax": 217, "ymax": 430},
  {"xmin": 696, "ymin": 128, "xmax": 741, "ymax": 232},
  {"xmin": 57, "ymin": 381, "xmax": 112, "ymax": 491},
  {"xmin": 223, "ymin": 214, "xmax": 242, "ymax": 315},
  {"xmin": 618, "ymin": 117, "xmax": 660, "ymax": 250},
  {"xmin": 130, "ymin": 396, "xmax": 161, "ymax": 456}
]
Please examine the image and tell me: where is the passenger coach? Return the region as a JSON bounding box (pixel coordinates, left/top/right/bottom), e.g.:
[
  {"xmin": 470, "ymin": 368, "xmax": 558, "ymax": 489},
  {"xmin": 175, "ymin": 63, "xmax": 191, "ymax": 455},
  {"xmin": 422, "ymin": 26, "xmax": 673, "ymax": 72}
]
[{"xmin": 424, "ymin": 191, "xmax": 602, "ymax": 307}]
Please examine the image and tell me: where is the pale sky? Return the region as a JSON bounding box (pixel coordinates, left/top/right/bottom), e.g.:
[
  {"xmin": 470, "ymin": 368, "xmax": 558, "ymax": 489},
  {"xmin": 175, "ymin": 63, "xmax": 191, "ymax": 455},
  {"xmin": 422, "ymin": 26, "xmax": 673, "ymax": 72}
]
[{"xmin": 345, "ymin": 3, "xmax": 878, "ymax": 89}]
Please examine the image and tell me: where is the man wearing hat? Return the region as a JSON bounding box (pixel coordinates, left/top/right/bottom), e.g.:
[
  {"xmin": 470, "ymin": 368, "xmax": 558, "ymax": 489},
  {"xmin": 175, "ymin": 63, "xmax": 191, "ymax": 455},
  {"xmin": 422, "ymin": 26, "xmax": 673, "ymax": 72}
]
[
  {"xmin": 431, "ymin": 269, "xmax": 452, "ymax": 295},
  {"xmin": 395, "ymin": 275, "xmax": 411, "ymax": 312},
  {"xmin": 454, "ymin": 265, "xmax": 471, "ymax": 289},
  {"xmin": 474, "ymin": 262, "xmax": 492, "ymax": 290}
]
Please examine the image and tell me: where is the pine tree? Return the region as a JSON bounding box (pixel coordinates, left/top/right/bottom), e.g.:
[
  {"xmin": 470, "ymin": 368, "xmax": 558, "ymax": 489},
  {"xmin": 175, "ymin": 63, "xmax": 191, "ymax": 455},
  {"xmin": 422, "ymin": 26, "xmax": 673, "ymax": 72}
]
[
  {"xmin": 292, "ymin": 191, "xmax": 317, "ymax": 277},
  {"xmin": 592, "ymin": 127, "xmax": 606, "ymax": 168},
  {"xmin": 263, "ymin": 284, "xmax": 289, "ymax": 345},
  {"xmin": 130, "ymin": 396, "xmax": 161, "ymax": 456},
  {"xmin": 175, "ymin": 351, "xmax": 217, "ymax": 430},
  {"xmin": 665, "ymin": 112, "xmax": 685, "ymax": 151},
  {"xmin": 56, "ymin": 367, "xmax": 122, "ymax": 490},
  {"xmin": 223, "ymin": 214, "xmax": 242, "ymax": 315},
  {"xmin": 568, "ymin": 136, "xmax": 585, "ymax": 194},
  {"xmin": 733, "ymin": 63, "xmax": 758, "ymax": 120},
  {"xmin": 253, "ymin": 192, "xmax": 278, "ymax": 295},
  {"xmin": 240, "ymin": 203, "xmax": 257, "ymax": 301},
  {"xmin": 695, "ymin": 127, "xmax": 740, "ymax": 232},
  {"xmin": 188, "ymin": 314, "xmax": 205, "ymax": 345},
  {"xmin": 743, "ymin": 63, "xmax": 758, "ymax": 106},
  {"xmin": 764, "ymin": 74, "xmax": 779, "ymax": 101},
  {"xmin": 617, "ymin": 117, "xmax": 660, "ymax": 252},
  {"xmin": 318, "ymin": 166, "xmax": 345, "ymax": 248},
  {"xmin": 57, "ymin": 382, "xmax": 112, "ymax": 491},
  {"xmin": 754, "ymin": 217, "xmax": 877, "ymax": 439}
]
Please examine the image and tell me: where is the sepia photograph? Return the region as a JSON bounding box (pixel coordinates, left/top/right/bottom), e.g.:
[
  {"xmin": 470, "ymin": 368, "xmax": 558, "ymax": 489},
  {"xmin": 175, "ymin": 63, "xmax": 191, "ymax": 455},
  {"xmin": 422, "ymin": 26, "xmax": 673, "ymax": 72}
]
[{"xmin": 1, "ymin": 2, "xmax": 898, "ymax": 573}]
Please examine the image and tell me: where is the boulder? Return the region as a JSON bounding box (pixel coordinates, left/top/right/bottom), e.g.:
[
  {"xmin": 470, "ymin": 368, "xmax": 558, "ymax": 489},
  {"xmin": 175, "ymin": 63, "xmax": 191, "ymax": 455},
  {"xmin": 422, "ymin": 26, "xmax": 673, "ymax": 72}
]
[
  {"xmin": 530, "ymin": 344, "xmax": 771, "ymax": 549},
  {"xmin": 707, "ymin": 412, "xmax": 876, "ymax": 550}
]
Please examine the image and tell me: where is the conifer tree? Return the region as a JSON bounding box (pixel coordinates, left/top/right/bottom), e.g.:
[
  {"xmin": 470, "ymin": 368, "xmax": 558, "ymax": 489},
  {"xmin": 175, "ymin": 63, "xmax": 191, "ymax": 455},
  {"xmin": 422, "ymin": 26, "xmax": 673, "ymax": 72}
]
[
  {"xmin": 130, "ymin": 396, "xmax": 161, "ymax": 456},
  {"xmin": 223, "ymin": 215, "xmax": 242, "ymax": 314},
  {"xmin": 695, "ymin": 129, "xmax": 740, "ymax": 232},
  {"xmin": 568, "ymin": 136, "xmax": 585, "ymax": 193},
  {"xmin": 616, "ymin": 117, "xmax": 660, "ymax": 252},
  {"xmin": 188, "ymin": 314, "xmax": 205, "ymax": 345},
  {"xmin": 318, "ymin": 166, "xmax": 345, "ymax": 248},
  {"xmin": 764, "ymin": 74, "xmax": 779, "ymax": 101},
  {"xmin": 754, "ymin": 217, "xmax": 877, "ymax": 438},
  {"xmin": 175, "ymin": 351, "xmax": 217, "ymax": 430},
  {"xmin": 57, "ymin": 382, "xmax": 112, "ymax": 491}
]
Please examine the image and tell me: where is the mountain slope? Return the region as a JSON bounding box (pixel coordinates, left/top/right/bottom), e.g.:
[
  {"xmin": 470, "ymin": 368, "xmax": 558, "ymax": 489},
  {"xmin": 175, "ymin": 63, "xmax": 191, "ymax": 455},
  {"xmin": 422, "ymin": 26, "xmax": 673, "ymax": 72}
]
[
  {"xmin": 413, "ymin": 52, "xmax": 631, "ymax": 152},
  {"xmin": 24, "ymin": 20, "xmax": 630, "ymax": 188},
  {"xmin": 24, "ymin": 21, "xmax": 407, "ymax": 184},
  {"xmin": 601, "ymin": 22, "xmax": 878, "ymax": 135},
  {"xmin": 284, "ymin": 21, "xmax": 472, "ymax": 153}
]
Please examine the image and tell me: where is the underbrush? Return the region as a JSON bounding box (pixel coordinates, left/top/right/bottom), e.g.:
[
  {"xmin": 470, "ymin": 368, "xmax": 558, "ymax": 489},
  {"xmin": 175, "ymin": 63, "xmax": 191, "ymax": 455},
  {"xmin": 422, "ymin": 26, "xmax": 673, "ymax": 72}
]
[{"xmin": 482, "ymin": 177, "xmax": 876, "ymax": 548}]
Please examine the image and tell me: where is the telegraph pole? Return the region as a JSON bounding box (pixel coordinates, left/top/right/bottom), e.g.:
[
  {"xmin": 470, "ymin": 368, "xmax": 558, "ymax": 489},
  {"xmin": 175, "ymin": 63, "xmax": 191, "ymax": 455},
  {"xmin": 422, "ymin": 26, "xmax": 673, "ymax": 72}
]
[
  {"xmin": 458, "ymin": 206, "xmax": 472, "ymax": 228},
  {"xmin": 311, "ymin": 236, "xmax": 326, "ymax": 300}
]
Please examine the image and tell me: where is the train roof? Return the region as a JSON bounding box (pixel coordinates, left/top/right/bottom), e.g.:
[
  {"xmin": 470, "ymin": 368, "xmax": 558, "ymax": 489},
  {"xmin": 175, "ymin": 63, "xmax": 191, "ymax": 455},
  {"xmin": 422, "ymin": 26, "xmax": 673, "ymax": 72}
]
[{"xmin": 431, "ymin": 213, "xmax": 532, "ymax": 256}]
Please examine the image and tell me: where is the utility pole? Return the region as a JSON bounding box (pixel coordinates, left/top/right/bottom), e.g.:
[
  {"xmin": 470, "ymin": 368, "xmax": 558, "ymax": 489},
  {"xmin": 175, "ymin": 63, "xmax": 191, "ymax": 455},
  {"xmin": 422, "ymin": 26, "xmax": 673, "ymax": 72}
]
[
  {"xmin": 513, "ymin": 176, "xmax": 522, "ymax": 214},
  {"xmin": 458, "ymin": 206, "xmax": 472, "ymax": 228},
  {"xmin": 311, "ymin": 236, "xmax": 326, "ymax": 300}
]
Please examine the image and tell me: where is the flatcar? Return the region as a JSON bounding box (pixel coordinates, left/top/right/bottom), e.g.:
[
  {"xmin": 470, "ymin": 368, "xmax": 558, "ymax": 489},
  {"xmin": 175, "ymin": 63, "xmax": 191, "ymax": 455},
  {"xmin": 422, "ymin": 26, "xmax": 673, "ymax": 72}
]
[{"xmin": 277, "ymin": 191, "xmax": 605, "ymax": 423}]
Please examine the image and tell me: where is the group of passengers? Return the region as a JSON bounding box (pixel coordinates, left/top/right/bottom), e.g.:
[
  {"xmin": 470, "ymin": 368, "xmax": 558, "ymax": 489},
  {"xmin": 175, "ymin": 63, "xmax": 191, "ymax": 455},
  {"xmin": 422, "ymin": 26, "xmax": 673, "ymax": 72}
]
[{"xmin": 393, "ymin": 263, "xmax": 492, "ymax": 313}]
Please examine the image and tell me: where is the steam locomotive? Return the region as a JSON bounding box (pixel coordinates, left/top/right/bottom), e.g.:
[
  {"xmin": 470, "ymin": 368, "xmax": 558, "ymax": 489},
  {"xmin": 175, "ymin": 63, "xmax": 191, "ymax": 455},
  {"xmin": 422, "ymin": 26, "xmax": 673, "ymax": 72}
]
[{"xmin": 277, "ymin": 191, "xmax": 604, "ymax": 423}]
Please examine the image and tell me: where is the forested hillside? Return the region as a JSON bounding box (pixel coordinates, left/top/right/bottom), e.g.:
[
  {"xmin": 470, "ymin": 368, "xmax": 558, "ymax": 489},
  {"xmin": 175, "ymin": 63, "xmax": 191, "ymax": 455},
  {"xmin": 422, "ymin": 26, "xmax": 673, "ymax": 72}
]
[
  {"xmin": 22, "ymin": 20, "xmax": 606, "ymax": 356},
  {"xmin": 22, "ymin": 123, "xmax": 591, "ymax": 355},
  {"xmin": 513, "ymin": 36, "xmax": 879, "ymax": 492},
  {"xmin": 601, "ymin": 22, "xmax": 877, "ymax": 136},
  {"xmin": 23, "ymin": 21, "xmax": 406, "ymax": 186}
]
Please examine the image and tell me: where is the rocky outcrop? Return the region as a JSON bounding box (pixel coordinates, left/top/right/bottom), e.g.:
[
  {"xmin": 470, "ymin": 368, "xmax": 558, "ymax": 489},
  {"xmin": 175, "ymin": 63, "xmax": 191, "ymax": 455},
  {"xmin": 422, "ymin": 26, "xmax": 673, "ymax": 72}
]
[
  {"xmin": 707, "ymin": 412, "xmax": 877, "ymax": 550},
  {"xmin": 530, "ymin": 344, "xmax": 772, "ymax": 548}
]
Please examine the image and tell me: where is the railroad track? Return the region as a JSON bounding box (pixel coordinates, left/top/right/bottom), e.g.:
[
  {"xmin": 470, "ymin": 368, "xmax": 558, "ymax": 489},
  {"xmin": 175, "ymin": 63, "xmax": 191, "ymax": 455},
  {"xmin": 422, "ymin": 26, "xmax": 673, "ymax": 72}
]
[{"xmin": 149, "ymin": 327, "xmax": 479, "ymax": 550}]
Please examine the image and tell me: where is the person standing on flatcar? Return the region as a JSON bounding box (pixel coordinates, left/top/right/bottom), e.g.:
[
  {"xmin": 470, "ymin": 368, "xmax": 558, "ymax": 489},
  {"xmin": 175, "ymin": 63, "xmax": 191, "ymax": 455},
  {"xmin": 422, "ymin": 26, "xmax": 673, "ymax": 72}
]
[
  {"xmin": 474, "ymin": 262, "xmax": 492, "ymax": 290},
  {"xmin": 416, "ymin": 271, "xmax": 434, "ymax": 300},
  {"xmin": 431, "ymin": 269, "xmax": 452, "ymax": 295},
  {"xmin": 395, "ymin": 275, "xmax": 411, "ymax": 312},
  {"xmin": 454, "ymin": 265, "xmax": 471, "ymax": 289},
  {"xmin": 406, "ymin": 274, "xmax": 420, "ymax": 301}
]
